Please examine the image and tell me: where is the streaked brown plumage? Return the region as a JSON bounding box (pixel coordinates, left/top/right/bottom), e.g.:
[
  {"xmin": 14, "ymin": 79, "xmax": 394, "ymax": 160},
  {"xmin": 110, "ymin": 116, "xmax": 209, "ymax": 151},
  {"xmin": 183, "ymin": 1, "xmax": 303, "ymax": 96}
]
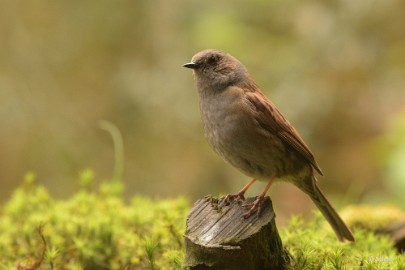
[{"xmin": 184, "ymin": 49, "xmax": 354, "ymax": 242}]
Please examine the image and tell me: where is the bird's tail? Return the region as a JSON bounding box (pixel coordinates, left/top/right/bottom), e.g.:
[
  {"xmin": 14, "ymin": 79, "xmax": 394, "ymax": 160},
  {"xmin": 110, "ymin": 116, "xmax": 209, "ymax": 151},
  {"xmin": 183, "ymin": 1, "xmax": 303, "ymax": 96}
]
[{"xmin": 305, "ymin": 177, "xmax": 355, "ymax": 242}]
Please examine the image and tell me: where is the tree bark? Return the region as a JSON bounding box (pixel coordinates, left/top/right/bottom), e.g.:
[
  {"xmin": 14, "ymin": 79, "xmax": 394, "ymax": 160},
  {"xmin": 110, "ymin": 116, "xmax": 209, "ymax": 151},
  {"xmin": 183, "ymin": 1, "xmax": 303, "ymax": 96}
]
[{"xmin": 183, "ymin": 196, "xmax": 289, "ymax": 270}]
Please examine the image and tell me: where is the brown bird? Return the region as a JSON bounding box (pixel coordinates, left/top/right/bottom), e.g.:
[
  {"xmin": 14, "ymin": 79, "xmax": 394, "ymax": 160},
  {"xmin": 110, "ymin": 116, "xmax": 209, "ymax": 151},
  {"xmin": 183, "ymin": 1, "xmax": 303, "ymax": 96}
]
[{"xmin": 183, "ymin": 49, "xmax": 354, "ymax": 242}]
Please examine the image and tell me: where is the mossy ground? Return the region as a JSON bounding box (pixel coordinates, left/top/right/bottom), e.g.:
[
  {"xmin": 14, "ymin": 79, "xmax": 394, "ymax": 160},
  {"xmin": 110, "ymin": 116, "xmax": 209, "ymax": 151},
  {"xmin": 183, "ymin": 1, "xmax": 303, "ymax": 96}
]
[
  {"xmin": 1, "ymin": 172, "xmax": 404, "ymax": 270},
  {"xmin": 282, "ymin": 215, "xmax": 405, "ymax": 270}
]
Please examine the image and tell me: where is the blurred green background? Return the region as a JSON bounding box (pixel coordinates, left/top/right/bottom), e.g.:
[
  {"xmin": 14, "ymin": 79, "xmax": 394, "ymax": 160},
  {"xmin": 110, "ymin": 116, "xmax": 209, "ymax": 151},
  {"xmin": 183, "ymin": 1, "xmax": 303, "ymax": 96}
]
[{"xmin": 1, "ymin": 0, "xmax": 405, "ymax": 220}]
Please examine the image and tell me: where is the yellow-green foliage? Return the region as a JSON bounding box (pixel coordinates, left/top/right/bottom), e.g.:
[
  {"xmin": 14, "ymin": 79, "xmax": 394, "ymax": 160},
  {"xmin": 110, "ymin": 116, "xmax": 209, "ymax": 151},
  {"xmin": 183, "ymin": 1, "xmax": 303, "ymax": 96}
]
[
  {"xmin": 0, "ymin": 172, "xmax": 187, "ymax": 270},
  {"xmin": 1, "ymin": 173, "xmax": 404, "ymax": 269},
  {"xmin": 282, "ymin": 213, "xmax": 405, "ymax": 270},
  {"xmin": 342, "ymin": 204, "xmax": 405, "ymax": 232}
]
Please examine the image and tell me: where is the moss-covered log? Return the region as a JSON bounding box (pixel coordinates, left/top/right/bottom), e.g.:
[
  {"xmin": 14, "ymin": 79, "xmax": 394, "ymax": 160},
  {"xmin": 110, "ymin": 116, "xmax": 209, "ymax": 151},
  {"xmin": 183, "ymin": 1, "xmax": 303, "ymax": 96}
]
[
  {"xmin": 183, "ymin": 196, "xmax": 289, "ymax": 270},
  {"xmin": 384, "ymin": 219, "xmax": 405, "ymax": 252}
]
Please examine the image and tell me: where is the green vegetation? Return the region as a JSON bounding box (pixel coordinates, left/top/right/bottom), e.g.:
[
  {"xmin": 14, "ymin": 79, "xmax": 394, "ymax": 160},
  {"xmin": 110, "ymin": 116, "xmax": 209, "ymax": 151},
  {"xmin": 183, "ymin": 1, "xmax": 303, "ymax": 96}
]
[
  {"xmin": 282, "ymin": 214, "xmax": 404, "ymax": 270},
  {"xmin": 1, "ymin": 172, "xmax": 404, "ymax": 269},
  {"xmin": 0, "ymin": 172, "xmax": 187, "ymax": 270}
]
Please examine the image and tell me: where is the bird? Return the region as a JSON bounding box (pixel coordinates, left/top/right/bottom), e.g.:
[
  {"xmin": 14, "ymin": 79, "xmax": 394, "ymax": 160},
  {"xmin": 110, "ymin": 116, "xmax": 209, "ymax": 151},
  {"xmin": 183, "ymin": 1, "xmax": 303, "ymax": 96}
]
[{"xmin": 183, "ymin": 49, "xmax": 354, "ymax": 242}]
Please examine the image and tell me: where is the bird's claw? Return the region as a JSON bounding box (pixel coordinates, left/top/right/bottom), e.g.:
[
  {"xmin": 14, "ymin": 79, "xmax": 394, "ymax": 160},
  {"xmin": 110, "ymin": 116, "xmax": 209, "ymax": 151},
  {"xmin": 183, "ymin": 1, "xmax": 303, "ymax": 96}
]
[
  {"xmin": 242, "ymin": 196, "xmax": 264, "ymax": 219},
  {"xmin": 221, "ymin": 192, "xmax": 246, "ymax": 206}
]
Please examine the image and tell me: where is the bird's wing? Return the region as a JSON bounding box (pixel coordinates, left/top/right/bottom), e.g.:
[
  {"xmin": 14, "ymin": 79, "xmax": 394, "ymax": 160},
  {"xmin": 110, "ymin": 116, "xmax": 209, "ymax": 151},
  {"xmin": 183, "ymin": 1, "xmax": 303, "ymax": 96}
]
[{"xmin": 244, "ymin": 83, "xmax": 323, "ymax": 175}]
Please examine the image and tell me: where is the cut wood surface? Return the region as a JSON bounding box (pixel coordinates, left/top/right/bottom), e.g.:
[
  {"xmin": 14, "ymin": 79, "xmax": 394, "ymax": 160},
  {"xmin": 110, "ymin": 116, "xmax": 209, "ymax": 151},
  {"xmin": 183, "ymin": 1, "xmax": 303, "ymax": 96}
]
[{"xmin": 183, "ymin": 196, "xmax": 289, "ymax": 270}]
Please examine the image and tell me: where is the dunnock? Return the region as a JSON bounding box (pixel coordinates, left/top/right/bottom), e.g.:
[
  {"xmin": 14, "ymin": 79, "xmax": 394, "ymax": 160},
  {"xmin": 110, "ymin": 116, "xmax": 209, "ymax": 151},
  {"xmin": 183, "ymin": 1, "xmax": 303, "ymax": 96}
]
[{"xmin": 184, "ymin": 49, "xmax": 354, "ymax": 242}]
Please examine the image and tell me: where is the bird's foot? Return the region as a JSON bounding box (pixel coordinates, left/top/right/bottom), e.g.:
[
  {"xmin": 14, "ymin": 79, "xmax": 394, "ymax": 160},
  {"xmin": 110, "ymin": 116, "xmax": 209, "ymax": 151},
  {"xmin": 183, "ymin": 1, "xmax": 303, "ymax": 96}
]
[
  {"xmin": 221, "ymin": 192, "xmax": 246, "ymax": 206},
  {"xmin": 242, "ymin": 195, "xmax": 265, "ymax": 218}
]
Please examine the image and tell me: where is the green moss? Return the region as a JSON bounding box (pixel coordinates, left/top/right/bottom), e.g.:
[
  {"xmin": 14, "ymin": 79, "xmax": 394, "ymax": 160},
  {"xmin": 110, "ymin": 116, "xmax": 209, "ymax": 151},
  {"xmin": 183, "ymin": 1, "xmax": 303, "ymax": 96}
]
[
  {"xmin": 0, "ymin": 173, "xmax": 188, "ymax": 270},
  {"xmin": 281, "ymin": 213, "xmax": 404, "ymax": 270},
  {"xmin": 341, "ymin": 204, "xmax": 405, "ymax": 231},
  {"xmin": 0, "ymin": 174, "xmax": 404, "ymax": 269}
]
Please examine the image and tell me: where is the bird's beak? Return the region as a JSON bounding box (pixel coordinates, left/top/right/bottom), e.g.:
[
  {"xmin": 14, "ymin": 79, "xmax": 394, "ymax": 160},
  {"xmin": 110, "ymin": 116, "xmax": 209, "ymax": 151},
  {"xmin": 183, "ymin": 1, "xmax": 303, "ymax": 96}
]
[{"xmin": 183, "ymin": 62, "xmax": 199, "ymax": 69}]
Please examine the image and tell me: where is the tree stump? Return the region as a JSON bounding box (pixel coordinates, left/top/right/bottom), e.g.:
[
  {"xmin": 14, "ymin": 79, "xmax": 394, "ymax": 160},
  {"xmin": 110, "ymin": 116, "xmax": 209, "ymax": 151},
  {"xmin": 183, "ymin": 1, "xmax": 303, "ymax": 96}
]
[{"xmin": 183, "ymin": 196, "xmax": 289, "ymax": 270}]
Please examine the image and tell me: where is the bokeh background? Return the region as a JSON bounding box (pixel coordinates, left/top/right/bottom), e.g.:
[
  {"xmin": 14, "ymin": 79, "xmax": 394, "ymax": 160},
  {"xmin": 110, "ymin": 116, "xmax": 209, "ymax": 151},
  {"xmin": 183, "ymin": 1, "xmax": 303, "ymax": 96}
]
[{"xmin": 1, "ymin": 0, "xmax": 405, "ymax": 221}]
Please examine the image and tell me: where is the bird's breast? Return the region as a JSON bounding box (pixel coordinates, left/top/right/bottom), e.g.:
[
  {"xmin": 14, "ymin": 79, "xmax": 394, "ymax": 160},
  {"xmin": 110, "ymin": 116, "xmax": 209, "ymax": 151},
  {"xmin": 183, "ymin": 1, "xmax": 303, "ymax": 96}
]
[
  {"xmin": 199, "ymin": 88, "xmax": 248, "ymax": 150},
  {"xmin": 198, "ymin": 88, "xmax": 296, "ymax": 179}
]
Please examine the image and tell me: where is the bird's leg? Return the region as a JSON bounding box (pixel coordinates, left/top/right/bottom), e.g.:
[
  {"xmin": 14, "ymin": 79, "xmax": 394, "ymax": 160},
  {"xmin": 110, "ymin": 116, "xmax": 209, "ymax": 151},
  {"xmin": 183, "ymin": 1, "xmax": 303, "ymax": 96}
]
[
  {"xmin": 222, "ymin": 178, "xmax": 256, "ymax": 206},
  {"xmin": 243, "ymin": 177, "xmax": 275, "ymax": 218}
]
